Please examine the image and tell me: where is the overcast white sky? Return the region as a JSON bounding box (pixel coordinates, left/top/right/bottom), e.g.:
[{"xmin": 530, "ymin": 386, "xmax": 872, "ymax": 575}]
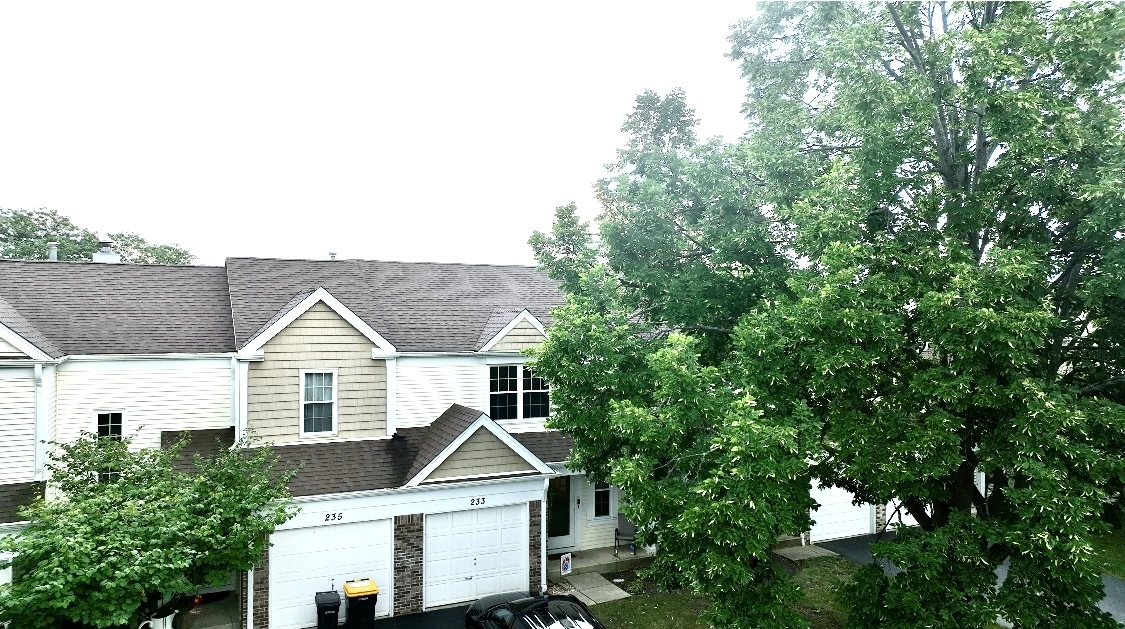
[{"xmin": 0, "ymin": 2, "xmax": 755, "ymax": 267}]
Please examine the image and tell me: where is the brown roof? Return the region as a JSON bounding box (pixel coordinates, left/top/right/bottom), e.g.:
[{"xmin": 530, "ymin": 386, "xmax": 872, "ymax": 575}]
[
  {"xmin": 404, "ymin": 404, "xmax": 486, "ymax": 481},
  {"xmin": 0, "ymin": 259, "xmax": 236, "ymax": 355},
  {"xmin": 161, "ymin": 428, "xmax": 236, "ymax": 473},
  {"xmin": 271, "ymin": 429, "xmax": 426, "ymax": 497},
  {"xmin": 513, "ymin": 431, "xmax": 573, "ymax": 464},
  {"xmin": 0, "ymin": 481, "xmax": 44, "ymax": 524},
  {"xmin": 225, "ymin": 258, "xmax": 563, "ymax": 352}
]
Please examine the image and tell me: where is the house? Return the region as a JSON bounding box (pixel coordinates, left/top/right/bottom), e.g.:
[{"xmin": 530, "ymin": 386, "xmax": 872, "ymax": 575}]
[{"xmin": 0, "ymin": 256, "xmax": 629, "ymax": 629}]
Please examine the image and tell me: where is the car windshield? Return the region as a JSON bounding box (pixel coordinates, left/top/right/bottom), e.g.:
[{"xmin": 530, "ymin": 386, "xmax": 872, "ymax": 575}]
[{"xmin": 516, "ymin": 600, "xmax": 598, "ymax": 629}]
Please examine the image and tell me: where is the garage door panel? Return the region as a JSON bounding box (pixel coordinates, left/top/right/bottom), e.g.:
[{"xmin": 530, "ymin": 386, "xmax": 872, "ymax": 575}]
[
  {"xmin": 270, "ymin": 519, "xmax": 392, "ymax": 629},
  {"xmin": 810, "ymin": 483, "xmax": 873, "ymax": 543},
  {"xmin": 425, "ymin": 504, "xmax": 528, "ymax": 608}
]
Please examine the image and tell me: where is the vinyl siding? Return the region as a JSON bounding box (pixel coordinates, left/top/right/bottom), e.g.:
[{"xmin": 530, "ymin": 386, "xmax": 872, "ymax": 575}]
[
  {"xmin": 490, "ymin": 321, "xmax": 545, "ymax": 352},
  {"xmin": 55, "ymin": 359, "xmax": 232, "ymax": 451},
  {"xmin": 247, "ymin": 302, "xmax": 387, "ymax": 443},
  {"xmin": 396, "ymin": 358, "xmax": 488, "ymax": 429},
  {"xmin": 575, "ymin": 474, "xmax": 617, "ymax": 550},
  {"xmin": 0, "ymin": 336, "xmax": 26, "ymax": 357},
  {"xmin": 425, "ymin": 427, "xmax": 534, "ymax": 481},
  {"xmin": 0, "ymin": 369, "xmax": 36, "ymax": 484}
]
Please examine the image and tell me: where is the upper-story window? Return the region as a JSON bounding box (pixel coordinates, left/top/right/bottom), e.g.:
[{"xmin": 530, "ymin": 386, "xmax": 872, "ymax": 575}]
[
  {"xmin": 300, "ymin": 369, "xmax": 337, "ymax": 435},
  {"xmin": 489, "ymin": 365, "xmax": 549, "ymax": 420},
  {"xmin": 96, "ymin": 412, "xmax": 123, "ymax": 440}
]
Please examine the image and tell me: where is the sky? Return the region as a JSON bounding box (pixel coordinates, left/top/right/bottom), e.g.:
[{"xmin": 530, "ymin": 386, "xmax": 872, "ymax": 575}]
[{"xmin": 0, "ymin": 2, "xmax": 755, "ymax": 267}]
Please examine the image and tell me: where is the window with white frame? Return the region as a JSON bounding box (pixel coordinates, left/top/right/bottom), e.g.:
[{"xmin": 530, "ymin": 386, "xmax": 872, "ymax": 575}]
[
  {"xmin": 594, "ymin": 482, "xmax": 612, "ymax": 518},
  {"xmin": 300, "ymin": 370, "xmax": 337, "ymax": 434},
  {"xmin": 96, "ymin": 412, "xmax": 123, "ymax": 440},
  {"xmin": 489, "ymin": 365, "xmax": 549, "ymax": 420}
]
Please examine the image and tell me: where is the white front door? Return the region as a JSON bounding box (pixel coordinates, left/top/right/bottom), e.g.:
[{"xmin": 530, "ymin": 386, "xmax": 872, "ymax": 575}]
[
  {"xmin": 546, "ymin": 475, "xmax": 576, "ymax": 551},
  {"xmin": 425, "ymin": 503, "xmax": 528, "ymax": 608},
  {"xmin": 269, "ymin": 518, "xmax": 393, "ymax": 629},
  {"xmin": 809, "ymin": 482, "xmax": 874, "ymax": 542}
]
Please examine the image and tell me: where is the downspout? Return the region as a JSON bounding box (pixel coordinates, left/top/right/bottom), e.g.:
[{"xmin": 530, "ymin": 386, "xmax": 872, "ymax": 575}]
[
  {"xmin": 541, "ymin": 477, "xmax": 549, "ymax": 594},
  {"xmin": 230, "ymin": 357, "xmax": 240, "ymax": 438},
  {"xmin": 33, "ymin": 364, "xmax": 45, "ymax": 480},
  {"xmin": 246, "ymin": 568, "xmax": 254, "ymax": 629},
  {"xmin": 385, "ymin": 357, "xmax": 397, "ymax": 436}
]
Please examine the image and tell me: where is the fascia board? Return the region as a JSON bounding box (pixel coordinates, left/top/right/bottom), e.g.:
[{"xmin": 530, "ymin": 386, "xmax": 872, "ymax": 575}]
[
  {"xmin": 238, "ymin": 287, "xmax": 397, "ymax": 357},
  {"xmin": 478, "ymin": 309, "xmax": 548, "ymax": 352},
  {"xmin": 405, "ymin": 414, "xmax": 554, "ymax": 487},
  {"xmin": 0, "ymin": 322, "xmax": 51, "ymax": 361}
]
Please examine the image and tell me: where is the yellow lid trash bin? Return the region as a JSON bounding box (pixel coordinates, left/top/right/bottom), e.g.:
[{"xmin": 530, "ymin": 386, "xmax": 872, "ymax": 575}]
[{"xmin": 342, "ymin": 578, "xmax": 379, "ymax": 629}]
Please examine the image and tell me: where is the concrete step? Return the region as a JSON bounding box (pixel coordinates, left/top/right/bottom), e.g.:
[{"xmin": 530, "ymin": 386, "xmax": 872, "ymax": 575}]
[{"xmin": 773, "ymin": 535, "xmax": 803, "ymax": 549}]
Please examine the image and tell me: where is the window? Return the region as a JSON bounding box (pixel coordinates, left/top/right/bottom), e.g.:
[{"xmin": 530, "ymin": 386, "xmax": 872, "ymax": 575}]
[
  {"xmin": 96, "ymin": 412, "xmax": 123, "ymax": 440},
  {"xmin": 594, "ymin": 482, "xmax": 611, "ymax": 518},
  {"xmin": 489, "ymin": 365, "xmax": 549, "ymax": 420},
  {"xmin": 300, "ymin": 370, "xmax": 337, "ymax": 435}
]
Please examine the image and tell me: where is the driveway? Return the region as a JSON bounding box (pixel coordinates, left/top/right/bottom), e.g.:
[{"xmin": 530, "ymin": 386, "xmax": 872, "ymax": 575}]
[
  {"xmin": 373, "ymin": 604, "xmax": 468, "ymax": 628},
  {"xmin": 818, "ymin": 533, "xmax": 1125, "ymax": 624}
]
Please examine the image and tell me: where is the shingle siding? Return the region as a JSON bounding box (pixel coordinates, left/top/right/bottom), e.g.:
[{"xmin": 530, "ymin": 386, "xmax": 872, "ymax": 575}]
[
  {"xmin": 489, "ymin": 320, "xmax": 545, "ymax": 352},
  {"xmin": 247, "ymin": 303, "xmax": 387, "ymax": 444},
  {"xmin": 425, "ymin": 427, "xmax": 534, "ymax": 481}
]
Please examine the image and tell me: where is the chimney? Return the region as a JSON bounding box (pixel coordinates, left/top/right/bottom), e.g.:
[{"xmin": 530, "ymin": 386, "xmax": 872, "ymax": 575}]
[
  {"xmin": 329, "ymin": 252, "xmax": 337, "ymax": 261},
  {"xmin": 92, "ymin": 236, "xmax": 121, "ymax": 264},
  {"xmin": 47, "ymin": 242, "xmax": 58, "ymax": 261}
]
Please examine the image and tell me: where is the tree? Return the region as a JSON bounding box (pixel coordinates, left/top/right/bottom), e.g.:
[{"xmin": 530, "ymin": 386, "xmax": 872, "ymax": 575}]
[
  {"xmin": 0, "ymin": 208, "xmax": 195, "ymax": 264},
  {"xmin": 0, "ymin": 433, "xmax": 296, "ymax": 629},
  {"xmin": 531, "ymin": 2, "xmax": 1125, "ymax": 627}
]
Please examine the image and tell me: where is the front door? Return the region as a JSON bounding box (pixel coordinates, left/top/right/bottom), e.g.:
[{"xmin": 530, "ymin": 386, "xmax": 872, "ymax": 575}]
[{"xmin": 546, "ymin": 475, "xmax": 575, "ymax": 551}]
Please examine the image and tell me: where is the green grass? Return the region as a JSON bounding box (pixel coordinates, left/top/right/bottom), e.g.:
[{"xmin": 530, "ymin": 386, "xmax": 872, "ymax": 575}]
[
  {"xmin": 1092, "ymin": 529, "xmax": 1125, "ymax": 579},
  {"xmin": 591, "ymin": 557, "xmax": 857, "ymax": 629}
]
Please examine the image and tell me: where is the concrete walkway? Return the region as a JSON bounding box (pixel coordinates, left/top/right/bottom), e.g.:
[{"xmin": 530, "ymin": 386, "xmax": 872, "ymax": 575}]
[
  {"xmin": 562, "ymin": 572, "xmax": 631, "ymax": 607},
  {"xmin": 819, "ymin": 532, "xmax": 1125, "ymax": 625}
]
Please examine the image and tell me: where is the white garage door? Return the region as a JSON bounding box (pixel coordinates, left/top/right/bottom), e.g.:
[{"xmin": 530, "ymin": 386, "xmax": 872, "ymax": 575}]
[
  {"xmin": 425, "ymin": 503, "xmax": 528, "ymax": 608},
  {"xmin": 270, "ymin": 519, "xmax": 393, "ymax": 629},
  {"xmin": 885, "ymin": 500, "xmax": 919, "ymax": 529},
  {"xmin": 809, "ymin": 483, "xmax": 873, "ymax": 542}
]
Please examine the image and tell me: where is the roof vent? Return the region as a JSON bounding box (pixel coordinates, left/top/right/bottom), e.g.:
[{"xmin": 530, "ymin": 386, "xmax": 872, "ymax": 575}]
[
  {"xmin": 47, "ymin": 242, "xmax": 58, "ymax": 261},
  {"xmin": 329, "ymin": 252, "xmax": 337, "ymax": 261},
  {"xmin": 92, "ymin": 236, "xmax": 121, "ymax": 264}
]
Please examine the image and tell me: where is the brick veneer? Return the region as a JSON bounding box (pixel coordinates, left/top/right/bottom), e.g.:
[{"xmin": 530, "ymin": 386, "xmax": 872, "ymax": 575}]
[
  {"xmin": 875, "ymin": 503, "xmax": 887, "ymax": 531},
  {"xmin": 528, "ymin": 500, "xmax": 543, "ymax": 593},
  {"xmin": 252, "ymin": 548, "xmax": 270, "ymax": 629},
  {"xmin": 394, "ymin": 514, "xmax": 425, "ymax": 615}
]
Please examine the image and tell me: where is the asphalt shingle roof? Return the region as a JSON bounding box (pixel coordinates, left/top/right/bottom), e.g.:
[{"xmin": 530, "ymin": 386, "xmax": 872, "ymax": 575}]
[
  {"xmin": 0, "ymin": 481, "xmax": 43, "ymax": 524},
  {"xmin": 161, "ymin": 428, "xmax": 236, "ymax": 473},
  {"xmin": 225, "ymin": 257, "xmax": 563, "ymax": 352},
  {"xmin": 513, "ymin": 431, "xmax": 573, "ymax": 464},
  {"xmin": 404, "ymin": 404, "xmax": 486, "ymax": 481},
  {"xmin": 0, "ymin": 260, "xmax": 236, "ymax": 355}
]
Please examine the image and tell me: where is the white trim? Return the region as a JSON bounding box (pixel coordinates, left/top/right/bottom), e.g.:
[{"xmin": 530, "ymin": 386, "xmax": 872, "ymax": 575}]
[
  {"xmin": 488, "ymin": 364, "xmax": 549, "ymax": 423},
  {"xmin": 59, "ymin": 352, "xmax": 238, "ymax": 361},
  {"xmin": 238, "ymin": 287, "xmax": 396, "ymax": 356},
  {"xmin": 404, "ymin": 413, "xmax": 554, "ymax": 487},
  {"xmin": 478, "ymin": 310, "xmax": 547, "ymax": 352},
  {"xmin": 237, "ymin": 361, "xmax": 249, "ymax": 441},
  {"xmin": 298, "ymin": 368, "xmax": 339, "ymax": 438},
  {"xmin": 246, "ymin": 568, "xmax": 254, "ymax": 629},
  {"xmin": 33, "ymin": 365, "xmax": 46, "ymax": 480},
  {"xmin": 229, "ymin": 357, "xmax": 238, "ymax": 430},
  {"xmin": 419, "ymin": 470, "xmax": 539, "ymax": 484},
  {"xmin": 539, "ymin": 481, "xmax": 548, "ymax": 594},
  {"xmin": 385, "ymin": 357, "xmax": 397, "ymax": 436},
  {"xmin": 0, "ymin": 322, "xmax": 51, "ymax": 361},
  {"xmin": 589, "ymin": 481, "xmax": 615, "ymax": 521},
  {"xmin": 92, "ymin": 409, "xmax": 127, "ymax": 440}
]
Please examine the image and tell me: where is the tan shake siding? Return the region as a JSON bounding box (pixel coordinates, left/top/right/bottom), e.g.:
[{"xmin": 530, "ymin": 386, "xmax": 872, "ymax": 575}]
[
  {"xmin": 425, "ymin": 427, "xmax": 534, "ymax": 480},
  {"xmin": 247, "ymin": 302, "xmax": 386, "ymax": 443},
  {"xmin": 0, "ymin": 337, "xmax": 26, "ymax": 357},
  {"xmin": 490, "ymin": 320, "xmax": 545, "ymax": 352}
]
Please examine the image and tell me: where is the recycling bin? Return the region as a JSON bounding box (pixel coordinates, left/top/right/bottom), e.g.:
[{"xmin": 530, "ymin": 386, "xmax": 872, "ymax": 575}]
[
  {"xmin": 343, "ymin": 578, "xmax": 379, "ymax": 629},
  {"xmin": 315, "ymin": 590, "xmax": 341, "ymax": 629}
]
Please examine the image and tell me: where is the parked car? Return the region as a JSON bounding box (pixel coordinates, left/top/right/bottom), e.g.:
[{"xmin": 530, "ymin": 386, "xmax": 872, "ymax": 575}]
[{"xmin": 465, "ymin": 591, "xmax": 607, "ymax": 629}]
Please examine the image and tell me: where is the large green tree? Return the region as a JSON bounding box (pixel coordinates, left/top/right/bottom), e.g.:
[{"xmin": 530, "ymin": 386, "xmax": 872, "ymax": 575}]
[
  {"xmin": 531, "ymin": 2, "xmax": 1125, "ymax": 627},
  {"xmin": 0, "ymin": 433, "xmax": 295, "ymax": 629},
  {"xmin": 0, "ymin": 208, "xmax": 195, "ymax": 264}
]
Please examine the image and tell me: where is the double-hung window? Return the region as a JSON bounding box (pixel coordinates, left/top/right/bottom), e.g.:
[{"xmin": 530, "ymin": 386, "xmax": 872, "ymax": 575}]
[
  {"xmin": 594, "ymin": 482, "xmax": 612, "ymax": 518},
  {"xmin": 489, "ymin": 365, "xmax": 549, "ymax": 420},
  {"xmin": 300, "ymin": 369, "xmax": 337, "ymax": 435}
]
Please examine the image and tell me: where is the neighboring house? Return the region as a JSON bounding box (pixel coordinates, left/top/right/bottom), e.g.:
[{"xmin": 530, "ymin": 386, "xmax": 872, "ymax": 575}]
[{"xmin": 0, "ymin": 256, "xmax": 623, "ymax": 628}]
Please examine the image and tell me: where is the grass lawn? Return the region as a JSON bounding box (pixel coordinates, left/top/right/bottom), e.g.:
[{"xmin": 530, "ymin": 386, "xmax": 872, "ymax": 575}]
[
  {"xmin": 1093, "ymin": 528, "xmax": 1125, "ymax": 579},
  {"xmin": 591, "ymin": 556, "xmax": 857, "ymax": 629}
]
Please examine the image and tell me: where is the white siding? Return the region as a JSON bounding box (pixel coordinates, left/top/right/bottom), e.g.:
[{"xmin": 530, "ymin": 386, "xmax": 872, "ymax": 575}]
[
  {"xmin": 574, "ymin": 474, "xmax": 618, "ymax": 551},
  {"xmin": 0, "ymin": 369, "xmax": 36, "ymax": 484},
  {"xmin": 0, "ymin": 336, "xmax": 26, "ymax": 357},
  {"xmin": 397, "ymin": 358, "xmax": 488, "ymax": 428},
  {"xmin": 56, "ymin": 359, "xmax": 232, "ymax": 450}
]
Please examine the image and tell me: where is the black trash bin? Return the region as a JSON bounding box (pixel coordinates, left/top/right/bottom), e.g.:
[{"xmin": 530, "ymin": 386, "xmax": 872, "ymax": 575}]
[
  {"xmin": 315, "ymin": 590, "xmax": 341, "ymax": 629},
  {"xmin": 343, "ymin": 578, "xmax": 379, "ymax": 629}
]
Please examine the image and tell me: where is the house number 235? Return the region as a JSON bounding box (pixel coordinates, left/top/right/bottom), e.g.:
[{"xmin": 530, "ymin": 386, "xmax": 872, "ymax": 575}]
[
  {"xmin": 470, "ymin": 497, "xmax": 486, "ymax": 506},
  {"xmin": 324, "ymin": 512, "xmax": 344, "ymax": 522}
]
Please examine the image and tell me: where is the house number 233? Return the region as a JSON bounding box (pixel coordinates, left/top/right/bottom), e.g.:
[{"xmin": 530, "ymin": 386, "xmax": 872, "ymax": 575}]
[
  {"xmin": 324, "ymin": 512, "xmax": 344, "ymax": 522},
  {"xmin": 470, "ymin": 497, "xmax": 486, "ymax": 506}
]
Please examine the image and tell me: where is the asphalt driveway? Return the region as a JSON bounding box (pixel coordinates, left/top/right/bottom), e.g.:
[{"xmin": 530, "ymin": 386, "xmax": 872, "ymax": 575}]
[
  {"xmin": 373, "ymin": 604, "xmax": 468, "ymax": 629},
  {"xmin": 819, "ymin": 533, "xmax": 1125, "ymax": 624}
]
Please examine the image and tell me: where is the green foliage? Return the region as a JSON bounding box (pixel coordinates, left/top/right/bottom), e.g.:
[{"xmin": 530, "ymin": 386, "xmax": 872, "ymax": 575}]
[
  {"xmin": 0, "ymin": 208, "xmax": 195, "ymax": 264},
  {"xmin": 532, "ymin": 1, "xmax": 1125, "ymax": 627},
  {"xmin": 0, "ymin": 433, "xmax": 296, "ymax": 629}
]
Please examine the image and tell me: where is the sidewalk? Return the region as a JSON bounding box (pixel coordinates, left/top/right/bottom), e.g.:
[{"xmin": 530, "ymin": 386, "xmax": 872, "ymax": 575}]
[{"xmin": 560, "ymin": 572, "xmax": 631, "ymax": 607}]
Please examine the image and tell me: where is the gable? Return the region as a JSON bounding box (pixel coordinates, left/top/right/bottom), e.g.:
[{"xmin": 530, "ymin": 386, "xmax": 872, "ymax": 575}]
[
  {"xmin": 489, "ymin": 320, "xmax": 546, "ymax": 352},
  {"xmin": 265, "ymin": 301, "xmax": 371, "ymax": 351},
  {"xmin": 423, "ymin": 426, "xmax": 535, "ymax": 482},
  {"xmin": 0, "ymin": 336, "xmax": 27, "ymax": 358}
]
